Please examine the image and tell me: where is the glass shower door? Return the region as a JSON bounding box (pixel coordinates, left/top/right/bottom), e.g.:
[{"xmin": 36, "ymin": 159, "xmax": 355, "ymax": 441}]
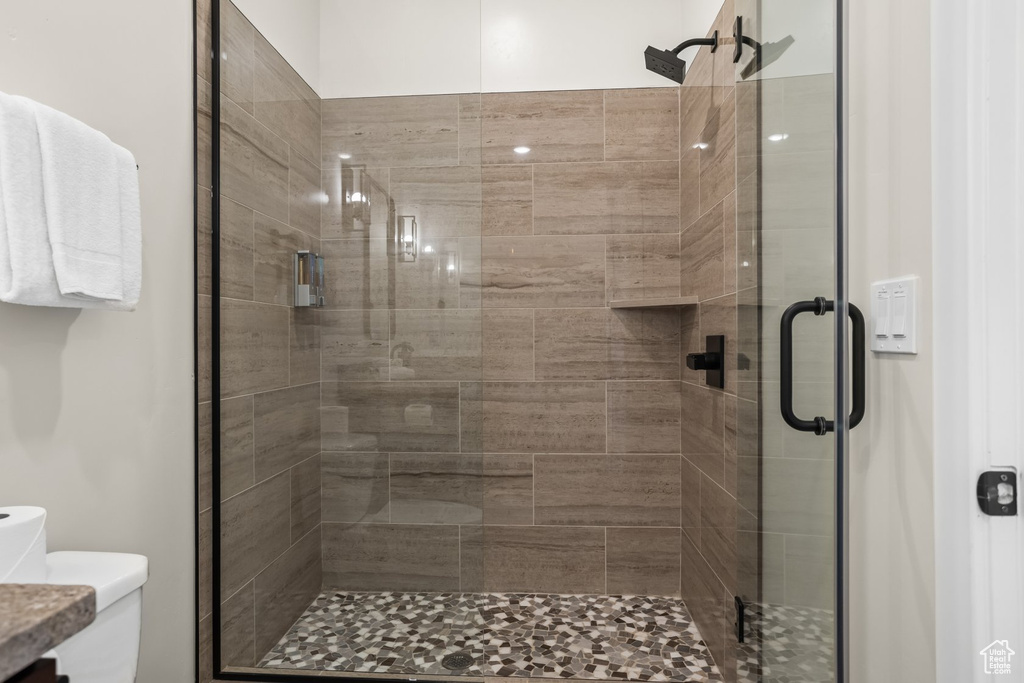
[{"xmin": 734, "ymin": 0, "xmax": 850, "ymax": 681}]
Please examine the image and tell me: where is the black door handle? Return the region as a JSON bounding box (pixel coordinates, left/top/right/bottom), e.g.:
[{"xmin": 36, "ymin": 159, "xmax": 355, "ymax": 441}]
[{"xmin": 780, "ymin": 297, "xmax": 865, "ymax": 435}]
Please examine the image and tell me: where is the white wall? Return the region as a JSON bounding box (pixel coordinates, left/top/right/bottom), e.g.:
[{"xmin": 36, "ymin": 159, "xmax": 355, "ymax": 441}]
[
  {"xmin": 238, "ymin": 0, "xmax": 722, "ymax": 99},
  {"xmin": 319, "ymin": 0, "xmax": 481, "ymax": 97},
  {"xmin": 848, "ymin": 0, "xmax": 937, "ymax": 680},
  {"xmin": 235, "ymin": 0, "xmax": 322, "ymax": 93},
  {"xmin": 0, "ymin": 1, "xmax": 195, "ymax": 682},
  {"xmin": 479, "ymin": 0, "xmax": 720, "ymax": 94}
]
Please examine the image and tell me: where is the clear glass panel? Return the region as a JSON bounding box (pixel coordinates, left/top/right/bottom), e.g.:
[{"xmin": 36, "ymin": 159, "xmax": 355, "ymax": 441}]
[
  {"xmin": 214, "ymin": 0, "xmax": 484, "ymax": 675},
  {"xmin": 734, "ymin": 0, "xmax": 839, "ymax": 680}
]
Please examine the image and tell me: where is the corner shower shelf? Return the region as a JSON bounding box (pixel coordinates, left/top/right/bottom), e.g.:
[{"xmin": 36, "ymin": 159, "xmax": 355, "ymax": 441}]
[{"xmin": 608, "ymin": 296, "xmax": 700, "ymax": 309}]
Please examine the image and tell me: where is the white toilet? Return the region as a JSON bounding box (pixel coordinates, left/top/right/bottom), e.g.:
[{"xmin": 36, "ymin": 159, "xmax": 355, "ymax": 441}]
[
  {"xmin": 0, "ymin": 508, "xmax": 148, "ymax": 683},
  {"xmin": 46, "ymin": 551, "xmax": 149, "ymax": 683}
]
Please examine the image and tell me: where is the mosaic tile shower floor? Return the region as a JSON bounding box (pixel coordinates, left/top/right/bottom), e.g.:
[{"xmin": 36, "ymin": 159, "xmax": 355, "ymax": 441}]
[
  {"xmin": 259, "ymin": 591, "xmax": 724, "ymax": 682},
  {"xmin": 735, "ymin": 603, "xmax": 835, "ymax": 683}
]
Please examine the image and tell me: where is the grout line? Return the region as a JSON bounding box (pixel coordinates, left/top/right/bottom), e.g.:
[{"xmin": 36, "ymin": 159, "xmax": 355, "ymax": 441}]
[
  {"xmin": 602, "ymin": 91, "xmax": 607, "ymax": 162},
  {"xmin": 251, "ymin": 581, "xmax": 256, "ymax": 666},
  {"xmin": 531, "ymin": 453, "xmax": 536, "ymax": 526}
]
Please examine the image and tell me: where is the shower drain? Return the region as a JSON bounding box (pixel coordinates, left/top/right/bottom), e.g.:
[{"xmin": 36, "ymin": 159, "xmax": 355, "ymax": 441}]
[{"xmin": 441, "ymin": 652, "xmax": 475, "ymax": 671}]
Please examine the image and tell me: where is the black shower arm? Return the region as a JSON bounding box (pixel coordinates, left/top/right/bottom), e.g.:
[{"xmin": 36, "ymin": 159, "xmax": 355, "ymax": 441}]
[{"xmin": 671, "ymin": 30, "xmax": 718, "ymax": 55}]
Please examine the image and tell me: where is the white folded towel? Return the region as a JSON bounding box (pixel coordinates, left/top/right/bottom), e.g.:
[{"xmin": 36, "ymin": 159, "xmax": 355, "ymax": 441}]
[
  {"xmin": 34, "ymin": 100, "xmax": 124, "ymax": 301},
  {"xmin": 0, "ymin": 92, "xmax": 141, "ymax": 311},
  {"xmin": 0, "ymin": 92, "xmax": 57, "ymax": 304}
]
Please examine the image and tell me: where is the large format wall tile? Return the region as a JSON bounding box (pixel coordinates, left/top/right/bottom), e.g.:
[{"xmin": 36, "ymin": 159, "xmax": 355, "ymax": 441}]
[
  {"xmin": 606, "ymin": 527, "xmax": 682, "ymax": 596},
  {"xmin": 321, "ymin": 453, "xmax": 389, "ymax": 523},
  {"xmin": 534, "ymin": 454, "xmax": 681, "ymax": 526},
  {"xmin": 220, "ymin": 395, "xmax": 255, "ymax": 500},
  {"xmin": 679, "ymin": 62, "xmax": 714, "ymax": 147},
  {"xmin": 391, "ymin": 166, "xmax": 482, "ymax": 240},
  {"xmin": 480, "ymin": 236, "xmax": 606, "ymax": 308},
  {"xmin": 700, "ymin": 474, "xmax": 737, "ymax": 591},
  {"xmin": 394, "ymin": 236, "xmax": 464, "ymax": 310},
  {"xmin": 288, "ymin": 150, "xmax": 322, "ymax": 238},
  {"xmin": 289, "ymin": 308, "xmax": 320, "ymax": 386},
  {"xmin": 681, "ymin": 456, "xmax": 702, "ymax": 544},
  {"xmin": 219, "ymin": 197, "xmax": 255, "ymax": 301},
  {"xmin": 253, "ymin": 528, "xmax": 322, "ymax": 657},
  {"xmin": 391, "ymin": 309, "xmax": 482, "ymax": 381},
  {"xmin": 680, "ymin": 380, "xmax": 727, "ymax": 487},
  {"xmin": 461, "ymin": 526, "xmax": 605, "ymax": 593},
  {"xmin": 220, "ymin": 98, "xmax": 290, "ymax": 223},
  {"xmin": 534, "ymin": 308, "xmax": 681, "ymax": 381},
  {"xmin": 221, "ymin": 581, "xmax": 255, "ymax": 667},
  {"xmin": 481, "ymin": 309, "xmax": 534, "ymax": 381},
  {"xmin": 321, "ymin": 166, "xmax": 391, "ymax": 240},
  {"xmin": 221, "ymin": 472, "xmax": 291, "ymax": 597},
  {"xmin": 680, "ymin": 142, "xmax": 701, "ymax": 230},
  {"xmin": 290, "ymin": 455, "xmax": 321, "ymax": 542},
  {"xmin": 480, "ymin": 91, "xmax": 604, "ymax": 165},
  {"xmin": 607, "ymin": 381, "xmax": 682, "ymax": 453},
  {"xmin": 680, "ymin": 199, "xmax": 726, "ymax": 302},
  {"xmin": 605, "ymin": 88, "xmax": 680, "ymax": 162},
  {"xmin": 322, "ymin": 523, "xmax": 460, "ymax": 591},
  {"xmin": 221, "ymin": 299, "xmax": 289, "ymax": 398},
  {"xmin": 607, "ymin": 234, "xmax": 683, "ymax": 302},
  {"xmin": 388, "ymin": 453, "xmax": 533, "ymax": 526},
  {"xmin": 323, "ymin": 382, "xmax": 461, "ymax": 452},
  {"xmin": 253, "ymin": 383, "xmax": 321, "ymax": 483},
  {"xmin": 474, "ymin": 382, "xmax": 606, "ymax": 453},
  {"xmin": 533, "ymin": 162, "xmax": 679, "ymax": 236},
  {"xmin": 783, "ymin": 533, "xmax": 834, "ymax": 609},
  {"xmin": 321, "ymin": 310, "xmax": 390, "ymax": 381},
  {"xmin": 698, "ymin": 89, "xmax": 737, "ymax": 214},
  {"xmin": 319, "ymin": 238, "xmax": 389, "ymax": 310},
  {"xmin": 482, "ymin": 165, "xmax": 533, "ymax": 236},
  {"xmin": 389, "ymin": 453, "xmax": 485, "ymax": 525},
  {"xmin": 253, "ymin": 33, "xmax": 321, "ymax": 166},
  {"xmin": 220, "ymin": 0, "xmax": 254, "ymax": 114},
  {"xmin": 321, "ymin": 95, "xmax": 460, "ymax": 168},
  {"xmin": 253, "ymin": 213, "xmax": 315, "ymax": 306}
]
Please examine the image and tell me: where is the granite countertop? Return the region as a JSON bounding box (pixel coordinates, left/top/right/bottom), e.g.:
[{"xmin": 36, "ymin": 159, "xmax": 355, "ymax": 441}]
[{"xmin": 0, "ymin": 584, "xmax": 96, "ymax": 681}]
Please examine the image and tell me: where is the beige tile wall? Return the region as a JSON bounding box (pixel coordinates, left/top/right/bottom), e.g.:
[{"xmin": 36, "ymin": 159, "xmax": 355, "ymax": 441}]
[
  {"xmin": 197, "ymin": 0, "xmax": 323, "ymax": 676},
  {"xmin": 318, "ymin": 80, "xmax": 698, "ymax": 598},
  {"xmin": 675, "ymin": 2, "xmax": 747, "ymax": 681}
]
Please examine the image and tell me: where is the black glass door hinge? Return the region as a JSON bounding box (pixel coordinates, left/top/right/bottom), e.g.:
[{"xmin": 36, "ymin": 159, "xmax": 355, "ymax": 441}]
[
  {"xmin": 734, "ymin": 596, "xmax": 746, "ymax": 643},
  {"xmin": 978, "ymin": 471, "xmax": 1017, "ymax": 516}
]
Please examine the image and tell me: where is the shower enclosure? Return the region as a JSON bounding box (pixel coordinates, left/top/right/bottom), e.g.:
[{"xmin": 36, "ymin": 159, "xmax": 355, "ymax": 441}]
[{"xmin": 195, "ymin": 1, "xmax": 849, "ymax": 681}]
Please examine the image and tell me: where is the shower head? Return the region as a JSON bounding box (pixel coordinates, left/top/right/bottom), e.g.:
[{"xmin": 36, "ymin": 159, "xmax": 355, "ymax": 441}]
[
  {"xmin": 644, "ymin": 46, "xmax": 688, "ymax": 84},
  {"xmin": 645, "ymin": 30, "xmax": 718, "ymax": 85}
]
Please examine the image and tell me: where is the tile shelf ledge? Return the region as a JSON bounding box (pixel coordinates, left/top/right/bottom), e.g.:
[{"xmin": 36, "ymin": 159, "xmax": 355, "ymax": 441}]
[{"xmin": 608, "ymin": 296, "xmax": 700, "ymax": 309}]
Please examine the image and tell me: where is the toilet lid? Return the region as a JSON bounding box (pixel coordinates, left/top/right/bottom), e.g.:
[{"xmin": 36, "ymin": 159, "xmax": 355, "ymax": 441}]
[{"xmin": 46, "ymin": 551, "xmax": 148, "ymax": 611}]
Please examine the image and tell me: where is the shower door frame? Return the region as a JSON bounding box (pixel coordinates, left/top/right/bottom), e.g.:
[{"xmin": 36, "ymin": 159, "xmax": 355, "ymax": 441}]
[
  {"xmin": 835, "ymin": 0, "xmax": 851, "ymax": 680},
  {"xmin": 197, "ymin": 0, "xmax": 854, "ymax": 680}
]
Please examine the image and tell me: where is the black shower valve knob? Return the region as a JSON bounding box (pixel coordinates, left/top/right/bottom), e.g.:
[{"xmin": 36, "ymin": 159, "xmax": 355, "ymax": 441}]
[{"xmin": 686, "ymin": 351, "xmax": 721, "ymax": 371}]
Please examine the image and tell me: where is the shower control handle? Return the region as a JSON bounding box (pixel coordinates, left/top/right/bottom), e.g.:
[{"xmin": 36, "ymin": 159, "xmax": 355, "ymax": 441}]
[
  {"xmin": 780, "ymin": 298, "xmax": 865, "ymax": 435},
  {"xmin": 686, "ymin": 335, "xmax": 726, "ymax": 389},
  {"xmin": 685, "ymin": 351, "xmax": 720, "ymax": 371}
]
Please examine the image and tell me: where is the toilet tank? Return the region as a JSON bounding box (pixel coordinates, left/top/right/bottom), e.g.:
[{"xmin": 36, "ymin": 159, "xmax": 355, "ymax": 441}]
[{"xmin": 46, "ymin": 552, "xmax": 149, "ymax": 683}]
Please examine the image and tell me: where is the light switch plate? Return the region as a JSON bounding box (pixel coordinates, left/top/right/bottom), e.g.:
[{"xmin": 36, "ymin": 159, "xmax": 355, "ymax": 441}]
[{"xmin": 871, "ymin": 276, "xmax": 918, "ymax": 354}]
